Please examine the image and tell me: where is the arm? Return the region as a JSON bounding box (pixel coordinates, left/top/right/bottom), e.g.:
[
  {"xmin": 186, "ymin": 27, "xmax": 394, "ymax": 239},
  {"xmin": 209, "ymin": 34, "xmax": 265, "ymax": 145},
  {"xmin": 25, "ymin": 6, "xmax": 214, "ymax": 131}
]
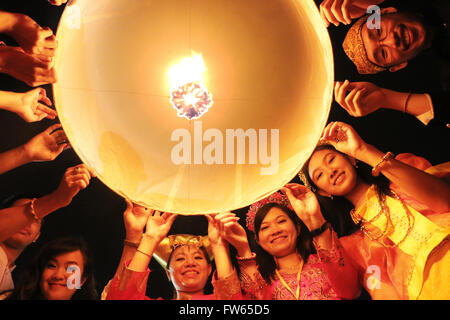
[
  {"xmin": 215, "ymin": 215, "xmax": 266, "ymax": 299},
  {"xmin": 334, "ymin": 80, "xmax": 434, "ymax": 124},
  {"xmin": 0, "ymin": 164, "xmax": 94, "ymax": 242},
  {"xmin": 0, "ymin": 11, "xmax": 56, "ymax": 60},
  {"xmin": 110, "ymin": 200, "xmax": 150, "ymax": 281},
  {"xmin": 207, "ymin": 213, "xmax": 238, "ymax": 279},
  {"xmin": 0, "ymin": 45, "xmax": 56, "ymax": 87},
  {"xmin": 0, "ymin": 88, "xmax": 57, "ymax": 122},
  {"xmin": 0, "ymin": 124, "xmax": 69, "ymax": 175},
  {"xmin": 321, "ymin": 122, "xmax": 450, "ymax": 213},
  {"xmin": 128, "ymin": 211, "xmax": 177, "ymax": 272},
  {"xmin": 282, "ymin": 184, "xmax": 333, "ymax": 250}
]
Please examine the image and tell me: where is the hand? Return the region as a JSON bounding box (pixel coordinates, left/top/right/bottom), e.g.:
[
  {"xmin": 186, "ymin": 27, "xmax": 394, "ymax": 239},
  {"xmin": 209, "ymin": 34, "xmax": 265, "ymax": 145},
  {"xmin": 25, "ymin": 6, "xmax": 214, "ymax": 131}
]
[
  {"xmin": 123, "ymin": 199, "xmax": 152, "ymax": 241},
  {"xmin": 320, "ymin": 121, "xmax": 367, "ymax": 160},
  {"xmin": 9, "ymin": 13, "xmax": 56, "ymax": 61},
  {"xmin": 334, "ymin": 80, "xmax": 388, "ymax": 117},
  {"xmin": 320, "ymin": 0, "xmax": 369, "ymax": 26},
  {"xmin": 144, "ymin": 211, "xmax": 178, "ymax": 244},
  {"xmin": 281, "ymin": 184, "xmax": 326, "ymax": 231},
  {"xmin": 207, "ymin": 212, "xmax": 240, "ymax": 248},
  {"xmin": 0, "ymin": 46, "xmax": 56, "ymax": 87},
  {"xmin": 23, "ymin": 123, "xmax": 70, "ymax": 162},
  {"xmin": 16, "ymin": 87, "xmax": 57, "ymax": 122},
  {"xmin": 51, "ymin": 164, "xmax": 96, "ymax": 207},
  {"xmin": 208, "ymin": 212, "xmax": 250, "ymax": 254}
]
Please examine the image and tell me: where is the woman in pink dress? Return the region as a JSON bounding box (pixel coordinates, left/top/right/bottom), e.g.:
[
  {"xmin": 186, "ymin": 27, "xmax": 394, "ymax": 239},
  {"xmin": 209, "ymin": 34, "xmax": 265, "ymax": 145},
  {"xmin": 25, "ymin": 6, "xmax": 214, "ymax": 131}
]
[
  {"xmin": 215, "ymin": 187, "xmax": 360, "ymax": 300},
  {"xmin": 105, "ymin": 207, "xmax": 242, "ymax": 300}
]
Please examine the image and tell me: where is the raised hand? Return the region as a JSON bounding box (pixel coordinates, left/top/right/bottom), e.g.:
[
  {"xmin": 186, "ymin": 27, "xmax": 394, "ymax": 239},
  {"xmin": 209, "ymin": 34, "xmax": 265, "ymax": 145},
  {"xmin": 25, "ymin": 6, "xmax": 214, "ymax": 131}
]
[
  {"xmin": 0, "ymin": 45, "xmax": 56, "ymax": 87},
  {"xmin": 334, "ymin": 80, "xmax": 388, "ymax": 117},
  {"xmin": 50, "ymin": 164, "xmax": 96, "ymax": 207},
  {"xmin": 8, "ymin": 13, "xmax": 56, "ymax": 61},
  {"xmin": 210, "ymin": 212, "xmax": 250, "ymax": 254},
  {"xmin": 16, "ymin": 87, "xmax": 57, "ymax": 122},
  {"xmin": 319, "ymin": 0, "xmax": 384, "ymax": 27},
  {"xmin": 23, "ymin": 124, "xmax": 70, "ymax": 162},
  {"xmin": 281, "ymin": 184, "xmax": 326, "ymax": 231},
  {"xmin": 320, "ymin": 121, "xmax": 367, "ymax": 160},
  {"xmin": 123, "ymin": 199, "xmax": 152, "ymax": 241},
  {"xmin": 144, "ymin": 211, "xmax": 178, "ymax": 244}
]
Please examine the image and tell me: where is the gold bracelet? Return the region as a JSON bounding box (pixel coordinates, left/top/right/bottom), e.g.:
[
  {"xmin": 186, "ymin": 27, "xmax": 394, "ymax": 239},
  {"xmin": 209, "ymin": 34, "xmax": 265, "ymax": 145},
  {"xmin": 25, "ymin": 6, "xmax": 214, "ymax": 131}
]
[
  {"xmin": 29, "ymin": 198, "xmax": 41, "ymax": 221},
  {"xmin": 372, "ymin": 152, "xmax": 394, "ymax": 177},
  {"xmin": 136, "ymin": 248, "xmax": 152, "ymax": 258}
]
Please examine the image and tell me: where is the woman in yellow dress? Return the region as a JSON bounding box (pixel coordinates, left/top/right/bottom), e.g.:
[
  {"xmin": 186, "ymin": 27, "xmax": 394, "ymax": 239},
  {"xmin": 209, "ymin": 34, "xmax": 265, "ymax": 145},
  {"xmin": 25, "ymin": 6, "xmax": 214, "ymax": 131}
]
[{"xmin": 300, "ymin": 121, "xmax": 449, "ymax": 299}]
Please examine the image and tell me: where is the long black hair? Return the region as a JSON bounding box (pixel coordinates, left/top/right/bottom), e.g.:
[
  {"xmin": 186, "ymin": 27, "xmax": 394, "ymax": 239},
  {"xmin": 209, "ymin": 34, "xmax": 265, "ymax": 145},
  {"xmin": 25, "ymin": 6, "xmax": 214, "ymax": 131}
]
[
  {"xmin": 249, "ymin": 202, "xmax": 314, "ymax": 284},
  {"xmin": 300, "ymin": 144, "xmax": 391, "ymax": 237},
  {"xmin": 7, "ymin": 237, "xmax": 98, "ymax": 300}
]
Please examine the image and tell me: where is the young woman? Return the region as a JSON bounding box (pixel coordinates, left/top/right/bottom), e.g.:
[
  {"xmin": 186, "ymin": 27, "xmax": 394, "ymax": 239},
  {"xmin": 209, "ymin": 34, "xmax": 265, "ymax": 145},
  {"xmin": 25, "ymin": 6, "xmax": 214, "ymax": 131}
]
[
  {"xmin": 300, "ymin": 121, "xmax": 450, "ymax": 299},
  {"xmin": 215, "ymin": 187, "xmax": 360, "ymax": 300},
  {"xmin": 7, "ymin": 237, "xmax": 98, "ymax": 300},
  {"xmin": 106, "ymin": 210, "xmax": 242, "ymax": 300}
]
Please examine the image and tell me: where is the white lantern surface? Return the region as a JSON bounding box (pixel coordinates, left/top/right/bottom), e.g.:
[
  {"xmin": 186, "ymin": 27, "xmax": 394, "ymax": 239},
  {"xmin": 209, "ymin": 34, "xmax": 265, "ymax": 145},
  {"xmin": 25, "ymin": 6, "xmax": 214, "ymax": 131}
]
[{"xmin": 53, "ymin": 0, "xmax": 334, "ymax": 214}]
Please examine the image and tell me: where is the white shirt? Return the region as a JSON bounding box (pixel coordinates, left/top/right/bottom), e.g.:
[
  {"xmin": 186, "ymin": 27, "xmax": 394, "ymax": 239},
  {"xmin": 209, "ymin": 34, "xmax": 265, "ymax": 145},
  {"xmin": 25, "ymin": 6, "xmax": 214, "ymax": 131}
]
[{"xmin": 0, "ymin": 246, "xmax": 14, "ymax": 295}]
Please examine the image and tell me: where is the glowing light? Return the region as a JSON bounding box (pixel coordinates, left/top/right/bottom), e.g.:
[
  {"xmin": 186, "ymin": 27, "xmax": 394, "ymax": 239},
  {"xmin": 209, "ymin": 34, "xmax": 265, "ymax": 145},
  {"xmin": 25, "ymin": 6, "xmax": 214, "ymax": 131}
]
[{"xmin": 168, "ymin": 53, "xmax": 213, "ymax": 120}]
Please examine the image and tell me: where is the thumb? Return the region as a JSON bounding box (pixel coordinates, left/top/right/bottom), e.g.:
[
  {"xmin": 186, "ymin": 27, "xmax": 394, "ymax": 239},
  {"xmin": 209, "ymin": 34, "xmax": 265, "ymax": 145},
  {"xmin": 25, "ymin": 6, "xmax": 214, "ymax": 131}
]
[{"xmin": 124, "ymin": 198, "xmax": 133, "ymax": 212}]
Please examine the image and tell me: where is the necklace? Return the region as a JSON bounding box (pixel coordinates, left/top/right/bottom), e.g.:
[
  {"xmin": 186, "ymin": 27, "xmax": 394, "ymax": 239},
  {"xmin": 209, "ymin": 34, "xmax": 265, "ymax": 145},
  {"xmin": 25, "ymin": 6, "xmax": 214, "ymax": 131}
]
[
  {"xmin": 350, "ymin": 187, "xmax": 415, "ymax": 248},
  {"xmin": 275, "ymin": 259, "xmax": 304, "ymax": 300}
]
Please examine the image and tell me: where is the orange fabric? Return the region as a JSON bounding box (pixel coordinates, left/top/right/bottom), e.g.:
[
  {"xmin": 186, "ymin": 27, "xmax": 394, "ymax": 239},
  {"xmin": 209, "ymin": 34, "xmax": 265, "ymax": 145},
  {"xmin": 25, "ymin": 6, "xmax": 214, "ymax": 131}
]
[{"xmin": 340, "ymin": 154, "xmax": 450, "ymax": 300}]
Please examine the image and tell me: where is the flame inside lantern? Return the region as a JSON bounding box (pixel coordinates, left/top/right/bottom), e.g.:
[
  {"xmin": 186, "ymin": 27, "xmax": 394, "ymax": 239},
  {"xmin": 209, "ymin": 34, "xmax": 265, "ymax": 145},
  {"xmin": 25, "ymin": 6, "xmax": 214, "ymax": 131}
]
[{"xmin": 168, "ymin": 53, "xmax": 213, "ymax": 120}]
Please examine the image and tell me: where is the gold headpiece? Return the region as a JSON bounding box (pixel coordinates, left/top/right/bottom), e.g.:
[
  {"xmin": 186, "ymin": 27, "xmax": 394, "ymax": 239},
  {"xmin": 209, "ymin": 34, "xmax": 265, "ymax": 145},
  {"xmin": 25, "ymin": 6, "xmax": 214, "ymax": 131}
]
[
  {"xmin": 342, "ymin": 15, "xmax": 387, "ymax": 74},
  {"xmin": 153, "ymin": 234, "xmax": 213, "ymax": 269}
]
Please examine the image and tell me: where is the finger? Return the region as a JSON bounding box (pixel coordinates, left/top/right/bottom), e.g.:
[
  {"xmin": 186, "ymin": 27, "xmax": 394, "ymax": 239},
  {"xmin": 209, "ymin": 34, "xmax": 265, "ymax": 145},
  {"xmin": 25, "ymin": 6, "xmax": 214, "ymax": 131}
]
[
  {"xmin": 319, "ymin": 1, "xmax": 331, "ymax": 27},
  {"xmin": 165, "ymin": 213, "xmax": 178, "ymax": 226},
  {"xmin": 321, "ymin": 0, "xmax": 340, "ymax": 26},
  {"xmin": 124, "ymin": 198, "xmax": 133, "ymax": 211},
  {"xmin": 44, "ymin": 123, "xmax": 62, "ymax": 135},
  {"xmin": 335, "ymin": 80, "xmax": 351, "ymax": 107},
  {"xmin": 341, "ymin": 0, "xmax": 352, "ymax": 24},
  {"xmin": 36, "ymin": 103, "xmax": 57, "ymax": 118},
  {"xmin": 331, "ymin": 0, "xmax": 347, "ymax": 25},
  {"xmin": 352, "ymin": 89, "xmax": 365, "ymax": 117},
  {"xmin": 38, "ymin": 87, "xmax": 52, "ymax": 106},
  {"xmin": 344, "ymin": 88, "xmax": 360, "ymax": 115}
]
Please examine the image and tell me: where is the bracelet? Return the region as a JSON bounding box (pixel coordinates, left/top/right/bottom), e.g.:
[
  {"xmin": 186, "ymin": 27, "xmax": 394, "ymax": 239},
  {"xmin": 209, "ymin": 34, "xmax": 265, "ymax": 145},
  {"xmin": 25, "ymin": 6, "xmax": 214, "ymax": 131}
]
[
  {"xmin": 371, "ymin": 152, "xmax": 394, "ymax": 177},
  {"xmin": 124, "ymin": 239, "xmax": 140, "ymax": 248},
  {"xmin": 28, "ymin": 198, "xmax": 41, "ymax": 221},
  {"xmin": 136, "ymin": 248, "xmax": 152, "ymax": 258},
  {"xmin": 310, "ymin": 221, "xmax": 331, "ymax": 238},
  {"xmin": 236, "ymin": 252, "xmax": 256, "ymax": 261},
  {"xmin": 404, "ymin": 92, "xmax": 413, "ymax": 114}
]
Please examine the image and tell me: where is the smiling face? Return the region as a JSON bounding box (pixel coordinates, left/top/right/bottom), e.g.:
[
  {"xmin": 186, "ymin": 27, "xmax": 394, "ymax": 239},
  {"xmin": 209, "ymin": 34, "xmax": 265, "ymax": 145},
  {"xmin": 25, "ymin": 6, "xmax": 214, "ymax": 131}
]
[
  {"xmin": 166, "ymin": 245, "xmax": 212, "ymax": 294},
  {"xmin": 39, "ymin": 250, "xmax": 85, "ymax": 300},
  {"xmin": 256, "ymin": 207, "xmax": 299, "ymax": 258},
  {"xmin": 361, "ymin": 8, "xmax": 430, "ymax": 71},
  {"xmin": 307, "ymin": 148, "xmax": 358, "ymax": 197}
]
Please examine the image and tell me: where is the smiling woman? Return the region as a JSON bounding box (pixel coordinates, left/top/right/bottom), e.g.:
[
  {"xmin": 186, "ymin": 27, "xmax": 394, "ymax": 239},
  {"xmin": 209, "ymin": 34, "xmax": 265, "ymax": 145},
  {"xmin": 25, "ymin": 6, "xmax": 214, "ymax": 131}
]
[{"xmin": 6, "ymin": 237, "xmax": 98, "ymax": 300}]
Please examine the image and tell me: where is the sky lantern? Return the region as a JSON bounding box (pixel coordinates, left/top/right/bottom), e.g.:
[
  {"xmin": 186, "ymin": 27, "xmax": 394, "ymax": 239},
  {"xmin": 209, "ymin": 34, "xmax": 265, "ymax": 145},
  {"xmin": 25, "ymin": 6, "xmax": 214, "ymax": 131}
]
[{"xmin": 53, "ymin": 0, "xmax": 334, "ymax": 214}]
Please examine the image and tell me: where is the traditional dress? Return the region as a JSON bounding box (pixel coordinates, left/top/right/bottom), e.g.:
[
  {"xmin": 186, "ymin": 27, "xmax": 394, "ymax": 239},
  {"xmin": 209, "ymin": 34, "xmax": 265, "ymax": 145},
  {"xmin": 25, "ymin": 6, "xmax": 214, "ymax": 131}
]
[
  {"xmin": 340, "ymin": 154, "xmax": 450, "ymax": 300},
  {"xmin": 105, "ymin": 261, "xmax": 242, "ymax": 300},
  {"xmin": 238, "ymin": 230, "xmax": 360, "ymax": 300}
]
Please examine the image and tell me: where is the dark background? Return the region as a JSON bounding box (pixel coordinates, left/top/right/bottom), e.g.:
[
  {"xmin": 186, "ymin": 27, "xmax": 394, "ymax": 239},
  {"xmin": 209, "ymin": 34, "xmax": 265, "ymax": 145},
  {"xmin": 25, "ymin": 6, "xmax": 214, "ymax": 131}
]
[{"xmin": 0, "ymin": 0, "xmax": 447, "ymax": 299}]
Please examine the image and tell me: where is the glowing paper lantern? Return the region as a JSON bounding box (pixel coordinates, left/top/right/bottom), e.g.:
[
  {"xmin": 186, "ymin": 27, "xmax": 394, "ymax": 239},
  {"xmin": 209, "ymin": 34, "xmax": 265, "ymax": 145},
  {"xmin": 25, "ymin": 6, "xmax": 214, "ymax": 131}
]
[{"xmin": 53, "ymin": 0, "xmax": 334, "ymax": 214}]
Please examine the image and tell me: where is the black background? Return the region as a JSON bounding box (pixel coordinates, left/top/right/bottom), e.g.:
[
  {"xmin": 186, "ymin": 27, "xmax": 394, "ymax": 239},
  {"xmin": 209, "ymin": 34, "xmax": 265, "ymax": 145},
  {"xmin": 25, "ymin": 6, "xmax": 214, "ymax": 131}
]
[{"xmin": 0, "ymin": 0, "xmax": 447, "ymax": 300}]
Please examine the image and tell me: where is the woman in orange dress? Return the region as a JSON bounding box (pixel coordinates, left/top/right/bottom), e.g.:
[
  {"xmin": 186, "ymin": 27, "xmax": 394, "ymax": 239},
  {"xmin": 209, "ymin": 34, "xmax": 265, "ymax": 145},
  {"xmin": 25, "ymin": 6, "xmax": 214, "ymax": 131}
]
[{"xmin": 300, "ymin": 121, "xmax": 449, "ymax": 299}]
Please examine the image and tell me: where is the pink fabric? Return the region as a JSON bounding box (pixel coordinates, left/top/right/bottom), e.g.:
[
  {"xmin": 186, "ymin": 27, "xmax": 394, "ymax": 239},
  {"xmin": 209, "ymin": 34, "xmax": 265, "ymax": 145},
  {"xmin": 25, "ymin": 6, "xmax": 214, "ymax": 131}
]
[{"xmin": 239, "ymin": 231, "xmax": 360, "ymax": 300}]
